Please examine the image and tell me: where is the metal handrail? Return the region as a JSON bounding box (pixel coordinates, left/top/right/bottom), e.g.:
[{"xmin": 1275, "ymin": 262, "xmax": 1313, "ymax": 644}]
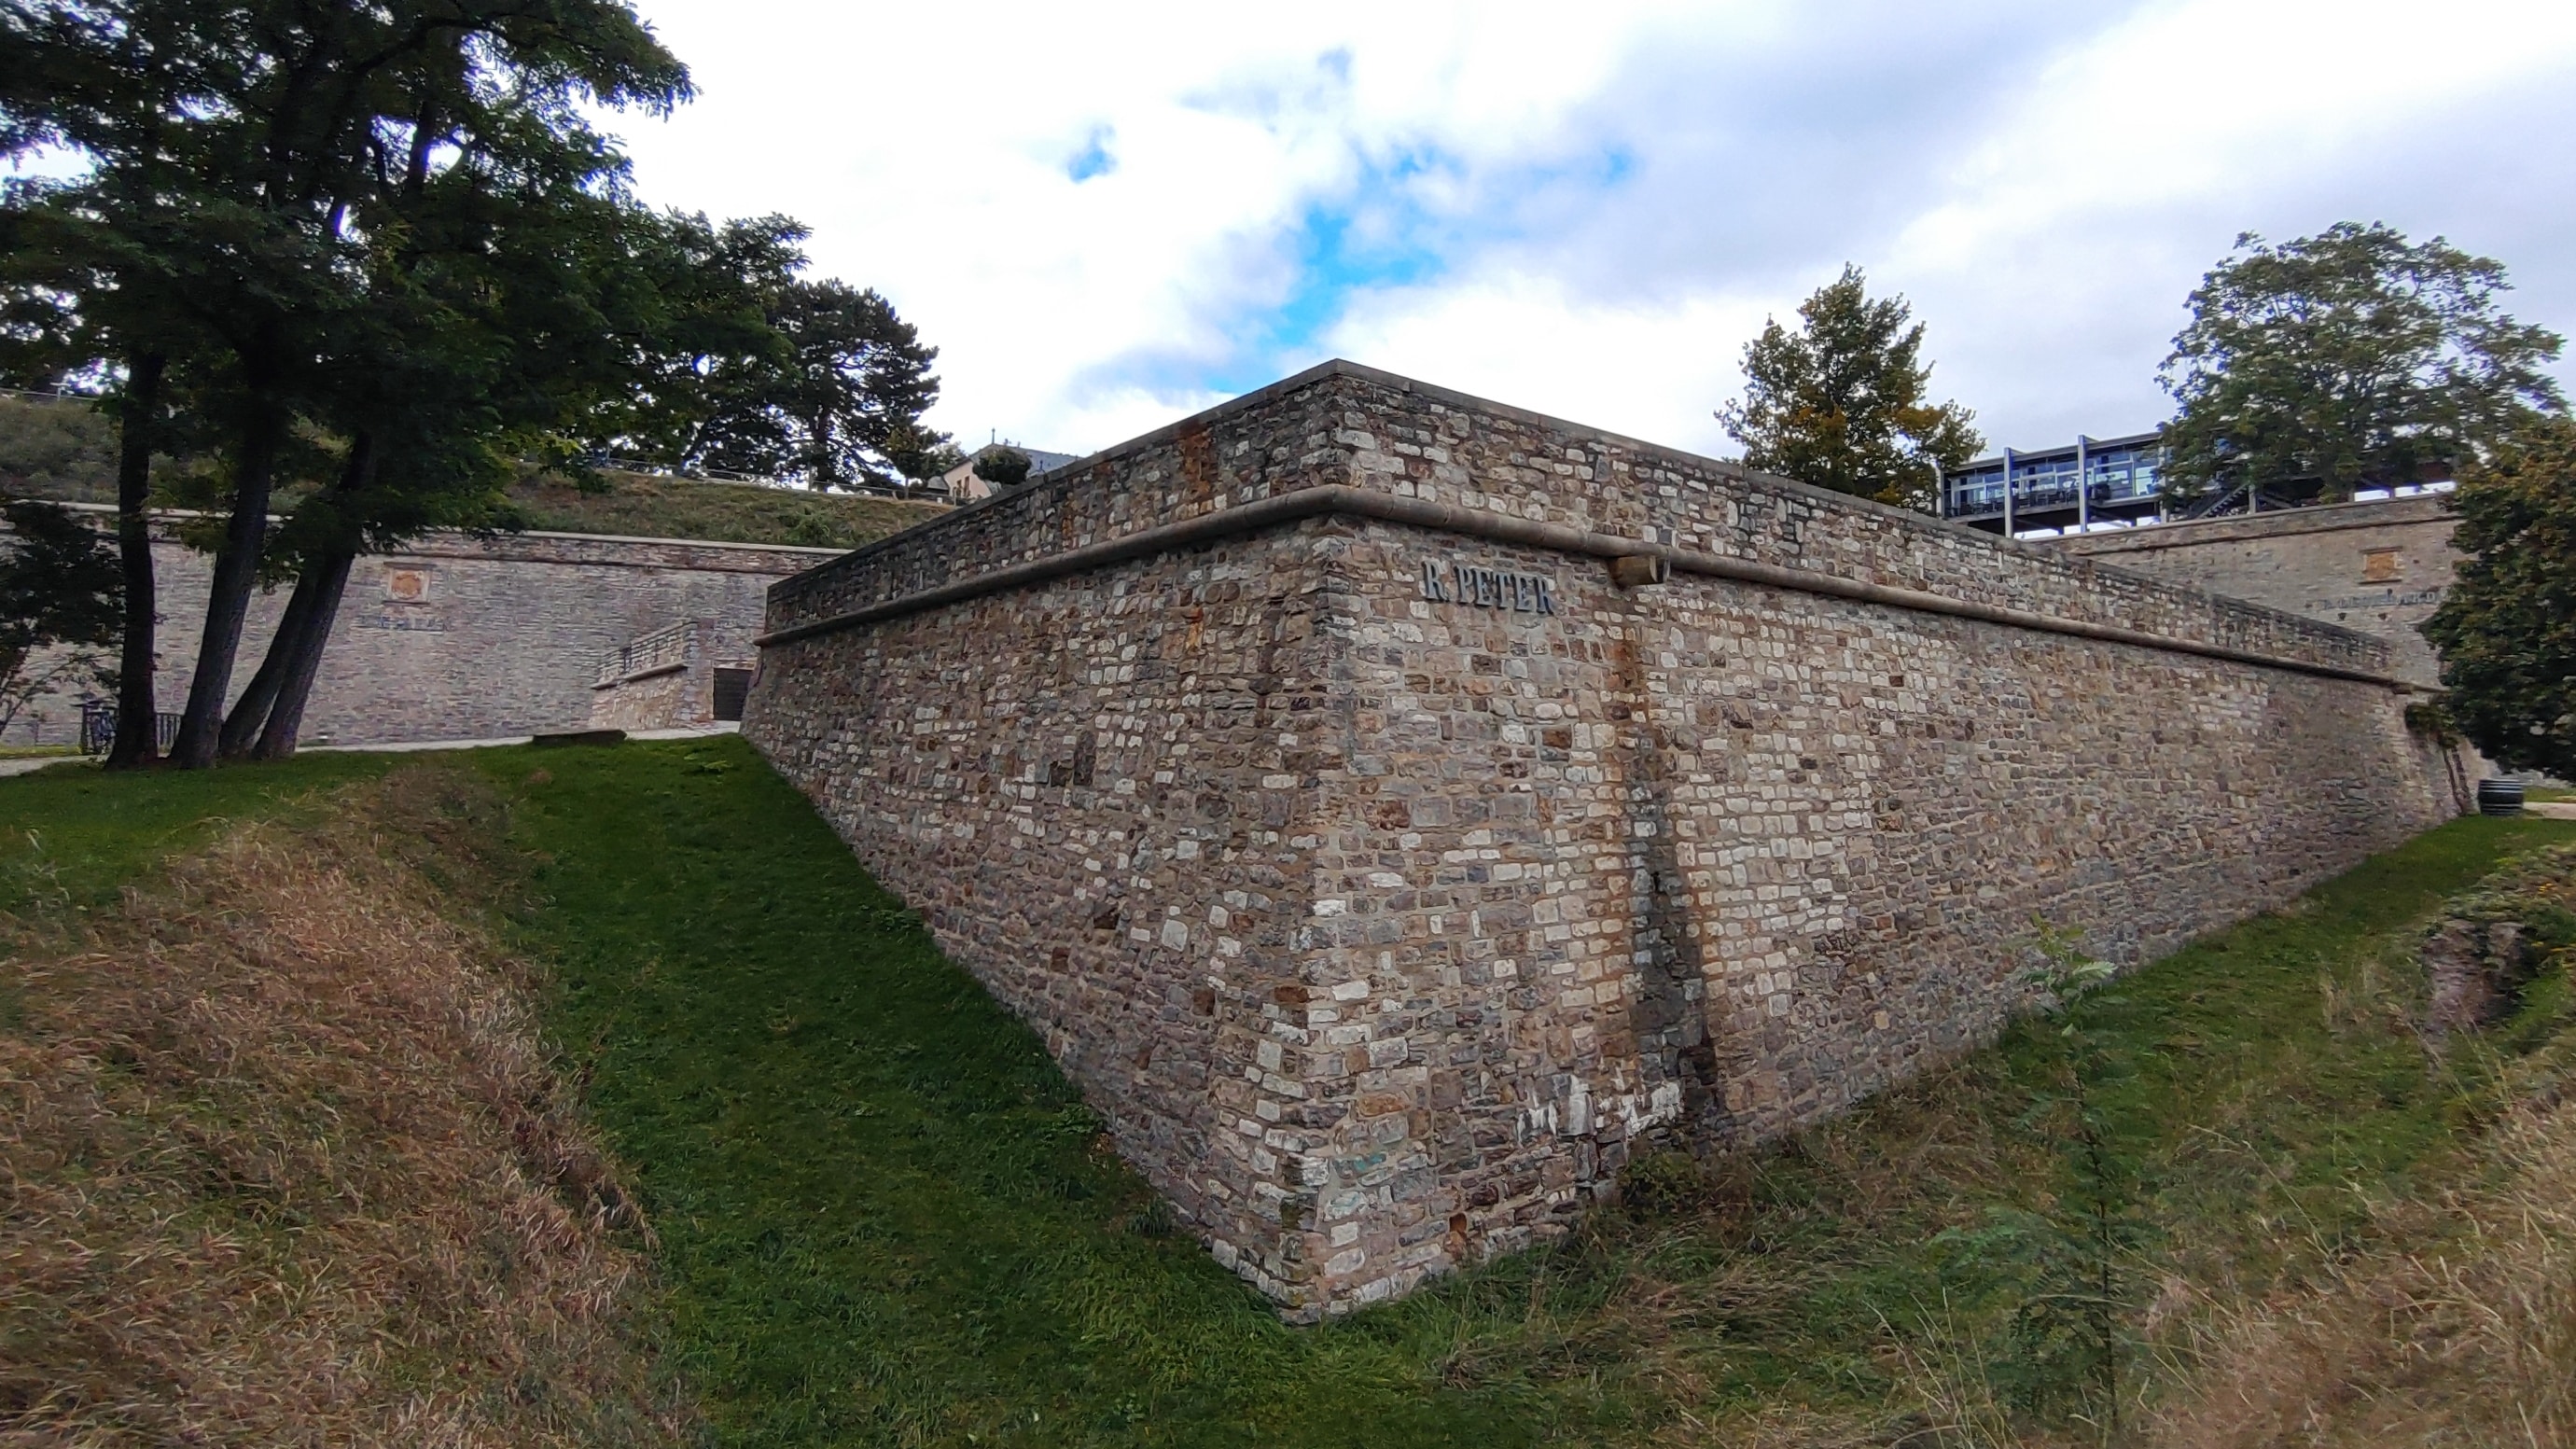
[
  {"xmin": 1947, "ymin": 480, "xmax": 2166, "ymax": 521},
  {"xmin": 596, "ymin": 620, "xmax": 694, "ymax": 685},
  {"xmin": 77, "ymin": 701, "xmax": 180, "ymax": 756}
]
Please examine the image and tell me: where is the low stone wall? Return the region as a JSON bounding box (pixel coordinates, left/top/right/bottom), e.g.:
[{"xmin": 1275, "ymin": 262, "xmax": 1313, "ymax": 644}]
[
  {"xmin": 2047, "ymin": 494, "xmax": 2459, "ymax": 688},
  {"xmin": 588, "ymin": 620, "xmax": 748, "ymax": 732},
  {"xmin": 5, "ymin": 513, "xmax": 836, "ymax": 748},
  {"xmin": 745, "ymin": 361, "xmax": 2466, "ymax": 1320}
]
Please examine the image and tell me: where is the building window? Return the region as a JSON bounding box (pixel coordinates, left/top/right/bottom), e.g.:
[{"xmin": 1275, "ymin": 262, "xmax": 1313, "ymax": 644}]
[{"xmin": 2360, "ymin": 548, "xmax": 2401, "ymax": 583}]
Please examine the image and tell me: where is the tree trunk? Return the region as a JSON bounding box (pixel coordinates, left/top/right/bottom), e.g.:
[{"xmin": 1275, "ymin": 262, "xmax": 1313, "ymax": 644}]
[
  {"xmin": 248, "ymin": 547, "xmax": 354, "ymax": 760},
  {"xmin": 216, "ymin": 434, "xmax": 374, "ymax": 758},
  {"xmin": 216, "ymin": 563, "xmax": 328, "ymax": 758},
  {"xmin": 104, "ymin": 352, "xmax": 166, "ymax": 770},
  {"xmin": 168, "ymin": 396, "xmax": 285, "ymax": 769}
]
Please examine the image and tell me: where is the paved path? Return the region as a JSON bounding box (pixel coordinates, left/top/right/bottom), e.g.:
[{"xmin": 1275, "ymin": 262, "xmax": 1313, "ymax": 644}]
[
  {"xmin": 301, "ymin": 722, "xmax": 740, "ymax": 754},
  {"xmin": 0, "ymin": 723, "xmax": 741, "ymax": 779},
  {"xmin": 2529, "ymin": 801, "xmax": 2576, "ymax": 821}
]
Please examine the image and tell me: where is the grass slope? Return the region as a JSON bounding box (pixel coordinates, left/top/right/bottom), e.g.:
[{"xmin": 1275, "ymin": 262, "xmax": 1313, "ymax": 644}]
[
  {"xmin": 499, "ymin": 472, "xmax": 946, "ymax": 550},
  {"xmin": 0, "ymin": 752, "xmax": 396, "ymax": 913},
  {"xmin": 467, "ymin": 737, "xmax": 2576, "ymax": 1444},
  {"xmin": 6, "ymin": 740, "xmax": 2569, "ymax": 1444},
  {"xmin": 0, "ymin": 393, "xmax": 947, "ymax": 550},
  {"xmin": 477, "ymin": 738, "xmax": 1525, "ymax": 1448},
  {"xmin": 0, "ymin": 768, "xmax": 680, "ymax": 1443}
]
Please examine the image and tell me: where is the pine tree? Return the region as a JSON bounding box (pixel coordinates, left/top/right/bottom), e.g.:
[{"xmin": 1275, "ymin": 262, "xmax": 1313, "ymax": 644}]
[{"xmin": 2420, "ymin": 417, "xmax": 2576, "ymax": 780}]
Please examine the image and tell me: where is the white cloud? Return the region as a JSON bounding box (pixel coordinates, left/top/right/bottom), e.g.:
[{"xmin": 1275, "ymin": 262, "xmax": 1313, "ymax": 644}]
[
  {"xmin": 616, "ymin": 0, "xmax": 2576, "ymax": 464},
  {"xmin": 1326, "ymin": 274, "xmax": 1769, "ymax": 455}
]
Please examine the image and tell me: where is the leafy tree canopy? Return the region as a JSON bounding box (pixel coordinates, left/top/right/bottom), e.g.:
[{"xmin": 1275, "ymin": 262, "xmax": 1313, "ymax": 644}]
[
  {"xmin": 2421, "ymin": 416, "xmax": 2576, "ymax": 779},
  {"xmin": 2161, "ymin": 223, "xmax": 2566, "ymax": 506},
  {"xmin": 579, "ymin": 214, "xmax": 949, "ymax": 491},
  {"xmin": 0, "ymin": 0, "xmax": 705, "ymax": 763},
  {"xmin": 0, "ymin": 495, "xmax": 119, "ymax": 731},
  {"xmin": 1718, "ymin": 263, "xmax": 1981, "ymax": 509},
  {"xmin": 973, "ymin": 446, "xmax": 1031, "ymax": 490},
  {"xmin": 692, "ymin": 274, "xmax": 945, "ymax": 491},
  {"xmin": 0, "ymin": 495, "xmax": 117, "ymax": 650}
]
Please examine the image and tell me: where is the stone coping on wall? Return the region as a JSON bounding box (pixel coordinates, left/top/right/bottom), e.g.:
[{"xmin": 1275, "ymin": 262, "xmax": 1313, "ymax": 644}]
[
  {"xmin": 2053, "ymin": 492, "xmax": 2455, "ymax": 556},
  {"xmin": 762, "ymin": 360, "xmax": 2402, "ymax": 687},
  {"xmin": 591, "ymin": 660, "xmax": 689, "ymax": 688}
]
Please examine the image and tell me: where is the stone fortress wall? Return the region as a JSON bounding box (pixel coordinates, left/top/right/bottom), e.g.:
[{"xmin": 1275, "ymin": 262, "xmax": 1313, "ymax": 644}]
[
  {"xmin": 745, "ymin": 361, "xmax": 2470, "ymax": 1321},
  {"xmin": 2046, "ymin": 493, "xmax": 2460, "ymax": 687},
  {"xmin": 5, "ymin": 508, "xmax": 835, "ymax": 747}
]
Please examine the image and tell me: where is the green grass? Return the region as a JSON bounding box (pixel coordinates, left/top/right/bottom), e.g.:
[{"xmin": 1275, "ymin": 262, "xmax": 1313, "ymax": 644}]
[
  {"xmin": 0, "ymin": 392, "xmax": 948, "ymax": 550},
  {"xmin": 468, "ymin": 737, "xmax": 1529, "ymax": 1448},
  {"xmin": 462, "ymin": 737, "xmax": 2576, "ymax": 1443},
  {"xmin": 0, "ymin": 750, "xmax": 397, "ymax": 913},
  {"xmin": 501, "ymin": 471, "xmax": 947, "ymax": 550},
  {"xmin": 7, "ymin": 736, "xmax": 2571, "ymax": 1444}
]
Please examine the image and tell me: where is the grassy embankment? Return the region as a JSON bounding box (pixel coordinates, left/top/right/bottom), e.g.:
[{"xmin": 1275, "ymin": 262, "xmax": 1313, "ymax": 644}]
[
  {"xmin": 0, "ymin": 753, "xmax": 682, "ymax": 1443},
  {"xmin": 0, "ymin": 391, "xmax": 946, "ymax": 550},
  {"xmin": 3, "ymin": 741, "xmax": 2572, "ymax": 1445}
]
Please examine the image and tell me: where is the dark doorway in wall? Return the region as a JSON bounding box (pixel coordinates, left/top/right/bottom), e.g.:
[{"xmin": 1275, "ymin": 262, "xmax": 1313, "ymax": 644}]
[{"xmin": 712, "ymin": 668, "xmax": 753, "ymax": 722}]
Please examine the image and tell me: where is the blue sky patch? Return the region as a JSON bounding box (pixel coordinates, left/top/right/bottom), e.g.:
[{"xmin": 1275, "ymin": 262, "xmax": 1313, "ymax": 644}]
[
  {"xmin": 1065, "ymin": 126, "xmax": 1116, "ymax": 182},
  {"xmin": 1191, "ymin": 142, "xmax": 1640, "ymax": 395}
]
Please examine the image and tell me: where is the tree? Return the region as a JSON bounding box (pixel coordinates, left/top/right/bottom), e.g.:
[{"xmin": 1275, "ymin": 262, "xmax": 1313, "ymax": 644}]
[
  {"xmin": 7, "ymin": 2, "xmax": 940, "ymax": 761},
  {"xmin": 2161, "ymin": 224, "xmax": 2566, "ymax": 508},
  {"xmin": 594, "ymin": 211, "xmax": 805, "ymax": 473},
  {"xmin": 775, "ymin": 280, "xmax": 942, "ymax": 490},
  {"xmin": 2420, "ymin": 417, "xmax": 2576, "ymax": 780},
  {"xmin": 218, "ymin": 64, "xmax": 755, "ymax": 759},
  {"xmin": 895, "ymin": 429, "xmax": 966, "ymax": 492},
  {"xmin": 2, "ymin": 0, "xmax": 691, "ymax": 767},
  {"xmin": 1718, "ymin": 264, "xmax": 1981, "ymax": 509},
  {"xmin": 0, "ymin": 495, "xmax": 118, "ymax": 740},
  {"xmin": 973, "ymin": 445, "xmax": 1031, "ymax": 490},
  {"xmin": 639, "ymin": 226, "xmax": 949, "ymax": 492},
  {"xmin": 2, "ymin": 31, "xmax": 230, "ymax": 766}
]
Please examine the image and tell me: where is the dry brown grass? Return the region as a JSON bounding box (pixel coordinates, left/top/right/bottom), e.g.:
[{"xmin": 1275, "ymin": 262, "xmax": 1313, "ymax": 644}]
[
  {"xmin": 0, "ymin": 766, "xmax": 687, "ymax": 1446},
  {"xmin": 2141, "ymin": 1093, "xmax": 2576, "ymax": 1448}
]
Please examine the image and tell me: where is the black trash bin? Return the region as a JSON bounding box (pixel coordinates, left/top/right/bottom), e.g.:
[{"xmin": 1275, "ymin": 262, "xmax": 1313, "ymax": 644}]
[{"xmin": 2478, "ymin": 778, "xmax": 2526, "ymax": 816}]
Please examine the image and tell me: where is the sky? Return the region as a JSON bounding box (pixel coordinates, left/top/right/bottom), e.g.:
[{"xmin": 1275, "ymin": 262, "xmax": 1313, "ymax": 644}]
[{"xmin": 606, "ymin": 0, "xmax": 2576, "ymax": 464}]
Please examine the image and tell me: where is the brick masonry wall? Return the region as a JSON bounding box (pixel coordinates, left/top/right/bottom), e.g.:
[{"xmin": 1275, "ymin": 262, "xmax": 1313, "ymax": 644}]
[
  {"xmin": 746, "ymin": 362, "xmax": 2466, "ymax": 1319},
  {"xmin": 2047, "ymin": 495, "xmax": 2459, "ymax": 687},
  {"xmin": 5, "ymin": 512, "xmax": 836, "ymax": 748}
]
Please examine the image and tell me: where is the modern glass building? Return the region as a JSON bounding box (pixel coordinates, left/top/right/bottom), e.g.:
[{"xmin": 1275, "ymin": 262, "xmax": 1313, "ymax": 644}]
[{"xmin": 1941, "ymin": 430, "xmax": 2168, "ymax": 536}]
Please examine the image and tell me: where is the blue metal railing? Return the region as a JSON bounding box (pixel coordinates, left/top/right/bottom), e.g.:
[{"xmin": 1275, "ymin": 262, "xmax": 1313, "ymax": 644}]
[
  {"xmin": 77, "ymin": 701, "xmax": 181, "ymax": 756},
  {"xmin": 1945, "ymin": 481, "xmax": 2165, "ymax": 521}
]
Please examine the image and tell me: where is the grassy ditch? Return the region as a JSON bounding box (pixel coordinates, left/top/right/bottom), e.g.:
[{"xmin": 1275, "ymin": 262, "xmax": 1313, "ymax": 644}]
[
  {"xmin": 468, "ymin": 737, "xmax": 2576, "ymax": 1445},
  {"xmin": 472, "ymin": 738, "xmax": 1528, "ymax": 1448},
  {"xmin": 0, "ymin": 764, "xmax": 682, "ymax": 1443},
  {"xmin": 4, "ymin": 740, "xmax": 2572, "ymax": 1445},
  {"xmin": 0, "ymin": 749, "xmax": 397, "ymax": 913}
]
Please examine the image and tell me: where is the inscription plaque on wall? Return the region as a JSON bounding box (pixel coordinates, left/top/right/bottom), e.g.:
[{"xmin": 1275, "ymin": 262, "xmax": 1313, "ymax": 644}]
[{"xmin": 1419, "ymin": 559, "xmax": 1557, "ymax": 614}]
